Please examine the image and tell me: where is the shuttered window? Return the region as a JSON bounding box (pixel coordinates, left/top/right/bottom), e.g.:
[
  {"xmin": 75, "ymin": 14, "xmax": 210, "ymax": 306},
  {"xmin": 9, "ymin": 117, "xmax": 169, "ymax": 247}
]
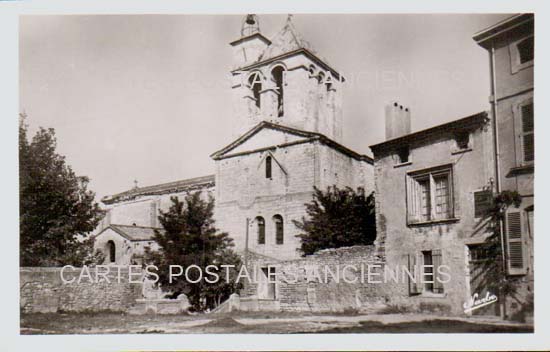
[
  {"xmin": 506, "ymin": 211, "xmax": 526, "ymax": 275},
  {"xmin": 407, "ymin": 251, "xmax": 444, "ymax": 295},
  {"xmin": 431, "ymin": 249, "xmax": 445, "ymax": 294},
  {"xmin": 406, "ymin": 253, "xmax": 421, "ymax": 295},
  {"xmin": 407, "ymin": 166, "xmax": 453, "ymax": 224},
  {"xmin": 521, "ymin": 103, "xmax": 534, "ymax": 163},
  {"xmin": 422, "ymin": 250, "xmax": 444, "ymax": 294}
]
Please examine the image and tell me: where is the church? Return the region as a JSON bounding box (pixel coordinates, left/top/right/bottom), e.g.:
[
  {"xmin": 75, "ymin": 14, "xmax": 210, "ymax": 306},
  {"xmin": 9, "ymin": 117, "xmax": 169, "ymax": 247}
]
[{"xmin": 93, "ymin": 14, "xmax": 374, "ymax": 264}]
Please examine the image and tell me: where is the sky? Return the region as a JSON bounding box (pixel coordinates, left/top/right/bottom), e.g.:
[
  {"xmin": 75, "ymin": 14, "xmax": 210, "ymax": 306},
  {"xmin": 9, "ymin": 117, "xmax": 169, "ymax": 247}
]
[{"xmin": 19, "ymin": 14, "xmax": 510, "ymax": 201}]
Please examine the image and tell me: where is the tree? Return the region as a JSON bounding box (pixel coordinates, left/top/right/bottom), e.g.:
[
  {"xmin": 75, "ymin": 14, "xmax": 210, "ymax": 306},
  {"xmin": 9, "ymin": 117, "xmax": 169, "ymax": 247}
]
[
  {"xmin": 293, "ymin": 186, "xmax": 377, "ymax": 256},
  {"xmin": 19, "ymin": 115, "xmax": 105, "ymax": 266},
  {"xmin": 145, "ymin": 192, "xmax": 242, "ymax": 312}
]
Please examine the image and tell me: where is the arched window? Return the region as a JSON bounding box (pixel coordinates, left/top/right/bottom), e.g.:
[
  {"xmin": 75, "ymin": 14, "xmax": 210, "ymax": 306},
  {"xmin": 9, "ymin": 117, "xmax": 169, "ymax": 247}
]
[
  {"xmin": 317, "ymin": 71, "xmax": 325, "ymax": 84},
  {"xmin": 107, "ymin": 240, "xmax": 116, "ymax": 263},
  {"xmin": 271, "ymin": 66, "xmax": 285, "ymax": 117},
  {"xmin": 273, "ymin": 215, "xmax": 284, "ymax": 245},
  {"xmin": 248, "ymin": 72, "xmax": 262, "ymax": 109},
  {"xmin": 317, "ymin": 71, "xmax": 330, "ymax": 92},
  {"xmin": 256, "ymin": 216, "xmax": 265, "ymax": 244},
  {"xmin": 265, "ymin": 156, "xmax": 272, "ymax": 179}
]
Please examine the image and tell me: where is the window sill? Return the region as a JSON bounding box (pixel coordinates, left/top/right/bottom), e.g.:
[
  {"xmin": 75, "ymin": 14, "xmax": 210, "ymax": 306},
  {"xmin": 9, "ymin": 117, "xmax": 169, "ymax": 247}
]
[
  {"xmin": 394, "ymin": 161, "xmax": 412, "ymax": 168},
  {"xmin": 507, "ymin": 164, "xmax": 534, "ymax": 177},
  {"xmin": 420, "ymin": 292, "xmax": 446, "ymax": 298},
  {"xmin": 511, "ymin": 60, "xmax": 533, "ymax": 74},
  {"xmin": 407, "ymin": 218, "xmax": 460, "ymax": 227},
  {"xmin": 451, "ymin": 148, "xmax": 472, "ymax": 155}
]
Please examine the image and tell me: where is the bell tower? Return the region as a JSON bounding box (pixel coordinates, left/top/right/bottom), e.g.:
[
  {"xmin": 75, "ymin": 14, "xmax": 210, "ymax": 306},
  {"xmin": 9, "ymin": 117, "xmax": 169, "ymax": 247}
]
[
  {"xmin": 229, "ymin": 15, "xmax": 344, "ymax": 142},
  {"xmin": 230, "ymin": 14, "xmax": 271, "ymax": 69}
]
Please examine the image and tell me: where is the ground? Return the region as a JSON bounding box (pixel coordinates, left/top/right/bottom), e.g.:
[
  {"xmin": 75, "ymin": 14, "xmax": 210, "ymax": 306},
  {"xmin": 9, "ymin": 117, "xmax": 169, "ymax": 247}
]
[{"xmin": 20, "ymin": 312, "xmax": 533, "ymax": 334}]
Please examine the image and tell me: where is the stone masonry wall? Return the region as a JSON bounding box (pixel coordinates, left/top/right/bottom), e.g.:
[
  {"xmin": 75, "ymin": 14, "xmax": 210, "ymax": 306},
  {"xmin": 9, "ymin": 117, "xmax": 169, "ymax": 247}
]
[
  {"xmin": 245, "ymin": 246, "xmax": 408, "ymax": 313},
  {"xmin": 20, "ymin": 267, "xmax": 142, "ymax": 313}
]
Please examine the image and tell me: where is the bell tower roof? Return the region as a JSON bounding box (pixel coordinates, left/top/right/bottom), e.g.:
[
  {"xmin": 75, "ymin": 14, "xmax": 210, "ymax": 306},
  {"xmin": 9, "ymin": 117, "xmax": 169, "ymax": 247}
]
[
  {"xmin": 232, "ymin": 14, "xmax": 343, "ymax": 81},
  {"xmin": 230, "ymin": 14, "xmax": 272, "ymax": 47},
  {"xmin": 259, "ymin": 14, "xmax": 312, "ymax": 60}
]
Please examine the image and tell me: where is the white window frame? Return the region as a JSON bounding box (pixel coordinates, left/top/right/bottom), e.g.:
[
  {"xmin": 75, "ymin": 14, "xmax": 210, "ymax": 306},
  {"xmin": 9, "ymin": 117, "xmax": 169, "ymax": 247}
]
[{"xmin": 406, "ymin": 165, "xmax": 455, "ymax": 225}]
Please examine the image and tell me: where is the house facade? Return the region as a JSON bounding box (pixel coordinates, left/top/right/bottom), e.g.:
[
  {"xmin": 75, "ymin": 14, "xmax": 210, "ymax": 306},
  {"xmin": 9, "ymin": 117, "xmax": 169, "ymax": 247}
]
[
  {"xmin": 473, "ymin": 13, "xmax": 534, "ymax": 315},
  {"xmin": 370, "ymin": 108, "xmax": 496, "ymax": 315}
]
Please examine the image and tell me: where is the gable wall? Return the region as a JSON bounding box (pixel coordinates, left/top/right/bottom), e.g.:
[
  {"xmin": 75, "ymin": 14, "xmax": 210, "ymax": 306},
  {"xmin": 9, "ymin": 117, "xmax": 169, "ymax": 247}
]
[{"xmin": 215, "ymin": 141, "xmax": 317, "ymax": 260}]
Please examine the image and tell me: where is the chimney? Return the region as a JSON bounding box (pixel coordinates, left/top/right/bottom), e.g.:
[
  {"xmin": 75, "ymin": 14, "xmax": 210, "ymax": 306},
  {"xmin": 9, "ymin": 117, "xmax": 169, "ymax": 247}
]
[{"xmin": 385, "ymin": 102, "xmax": 411, "ymax": 140}]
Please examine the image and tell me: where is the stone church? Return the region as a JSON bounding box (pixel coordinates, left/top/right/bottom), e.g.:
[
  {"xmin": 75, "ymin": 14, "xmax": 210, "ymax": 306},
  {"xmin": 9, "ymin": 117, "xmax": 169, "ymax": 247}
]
[{"xmin": 93, "ymin": 14, "xmax": 374, "ymax": 265}]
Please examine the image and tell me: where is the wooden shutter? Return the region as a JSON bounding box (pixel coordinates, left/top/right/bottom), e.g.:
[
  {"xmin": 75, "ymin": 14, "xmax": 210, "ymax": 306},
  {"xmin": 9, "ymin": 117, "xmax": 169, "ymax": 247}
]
[
  {"xmin": 407, "ymin": 253, "xmax": 421, "ymax": 295},
  {"xmin": 521, "ymin": 103, "xmax": 534, "ymax": 163},
  {"xmin": 506, "ymin": 211, "xmax": 526, "ymax": 275},
  {"xmin": 406, "ymin": 177, "xmax": 421, "ymax": 224},
  {"xmin": 432, "ymin": 249, "xmax": 444, "ymax": 293}
]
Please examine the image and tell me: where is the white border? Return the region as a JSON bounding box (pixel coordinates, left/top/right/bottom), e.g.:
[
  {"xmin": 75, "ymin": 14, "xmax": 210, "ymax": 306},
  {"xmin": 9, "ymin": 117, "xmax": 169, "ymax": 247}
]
[{"xmin": 2, "ymin": 0, "xmax": 549, "ymax": 351}]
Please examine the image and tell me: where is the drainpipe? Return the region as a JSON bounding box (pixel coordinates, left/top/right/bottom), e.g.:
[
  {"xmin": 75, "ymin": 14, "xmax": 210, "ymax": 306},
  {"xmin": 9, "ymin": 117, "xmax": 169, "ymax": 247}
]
[
  {"xmin": 490, "ymin": 44, "xmax": 507, "ymax": 319},
  {"xmin": 245, "ymin": 217, "xmax": 250, "ymax": 268}
]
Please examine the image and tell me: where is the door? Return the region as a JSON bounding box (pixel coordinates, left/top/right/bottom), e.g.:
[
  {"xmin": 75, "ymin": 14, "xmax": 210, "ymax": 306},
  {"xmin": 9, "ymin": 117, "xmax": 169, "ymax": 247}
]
[
  {"xmin": 258, "ymin": 267, "xmax": 276, "ymax": 300},
  {"xmin": 467, "ymin": 244, "xmax": 500, "ymax": 316}
]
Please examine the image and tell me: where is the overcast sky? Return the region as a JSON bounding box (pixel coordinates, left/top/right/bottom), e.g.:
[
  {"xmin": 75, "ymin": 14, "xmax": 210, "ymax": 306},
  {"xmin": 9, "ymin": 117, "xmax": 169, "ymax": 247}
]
[{"xmin": 19, "ymin": 14, "xmax": 510, "ymax": 201}]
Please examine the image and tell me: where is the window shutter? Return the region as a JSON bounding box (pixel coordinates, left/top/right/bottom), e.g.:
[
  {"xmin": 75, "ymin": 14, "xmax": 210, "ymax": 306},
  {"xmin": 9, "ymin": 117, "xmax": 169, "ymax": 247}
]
[
  {"xmin": 523, "ymin": 133, "xmax": 534, "ymax": 162},
  {"xmin": 521, "ymin": 103, "xmax": 534, "ymax": 163},
  {"xmin": 407, "ymin": 253, "xmax": 421, "ymax": 295},
  {"xmin": 406, "ymin": 177, "xmax": 419, "ymax": 224},
  {"xmin": 506, "ymin": 211, "xmax": 527, "ymax": 275},
  {"xmin": 432, "ymin": 250, "xmax": 444, "ymax": 294}
]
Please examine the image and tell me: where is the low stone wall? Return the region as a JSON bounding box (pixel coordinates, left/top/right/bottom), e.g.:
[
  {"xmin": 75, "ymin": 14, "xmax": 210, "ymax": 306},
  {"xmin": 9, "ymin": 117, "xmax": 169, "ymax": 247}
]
[
  {"xmin": 20, "ymin": 267, "xmax": 143, "ymax": 313},
  {"xmin": 244, "ymin": 246, "xmax": 409, "ymax": 313}
]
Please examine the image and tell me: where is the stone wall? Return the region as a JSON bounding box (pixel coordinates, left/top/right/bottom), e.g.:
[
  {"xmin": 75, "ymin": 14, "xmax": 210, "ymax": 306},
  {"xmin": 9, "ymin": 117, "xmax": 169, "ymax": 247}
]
[
  {"xmin": 244, "ymin": 246, "xmax": 408, "ymax": 313},
  {"xmin": 20, "ymin": 267, "xmax": 143, "ymax": 313}
]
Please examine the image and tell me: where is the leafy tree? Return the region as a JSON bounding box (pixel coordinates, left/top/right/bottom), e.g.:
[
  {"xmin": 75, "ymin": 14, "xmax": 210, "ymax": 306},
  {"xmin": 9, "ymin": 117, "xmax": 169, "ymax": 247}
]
[
  {"xmin": 19, "ymin": 115, "xmax": 105, "ymax": 266},
  {"xmin": 293, "ymin": 186, "xmax": 376, "ymax": 256},
  {"xmin": 476, "ymin": 190, "xmax": 524, "ymax": 317},
  {"xmin": 145, "ymin": 192, "xmax": 242, "ymax": 312}
]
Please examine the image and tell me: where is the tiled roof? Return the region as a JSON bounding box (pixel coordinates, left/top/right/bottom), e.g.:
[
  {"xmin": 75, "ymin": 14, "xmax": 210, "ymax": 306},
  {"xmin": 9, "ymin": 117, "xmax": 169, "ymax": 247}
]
[
  {"xmin": 102, "ymin": 174, "xmax": 215, "ymax": 205},
  {"xmin": 369, "ymin": 111, "xmax": 489, "ymax": 152},
  {"xmin": 473, "ymin": 14, "xmax": 533, "ymax": 49},
  {"xmin": 107, "ymin": 224, "xmax": 164, "ymax": 241}
]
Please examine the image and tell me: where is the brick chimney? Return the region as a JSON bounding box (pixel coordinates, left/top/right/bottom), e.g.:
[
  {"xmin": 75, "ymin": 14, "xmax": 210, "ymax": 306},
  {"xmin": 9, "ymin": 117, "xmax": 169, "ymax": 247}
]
[{"xmin": 385, "ymin": 102, "xmax": 411, "ymax": 140}]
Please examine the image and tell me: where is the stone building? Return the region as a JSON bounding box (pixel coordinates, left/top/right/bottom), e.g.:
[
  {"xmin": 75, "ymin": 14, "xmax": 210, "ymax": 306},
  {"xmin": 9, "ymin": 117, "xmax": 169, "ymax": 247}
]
[
  {"xmin": 94, "ymin": 176, "xmax": 215, "ymax": 264},
  {"xmin": 370, "ymin": 107, "xmax": 496, "ymax": 315},
  {"xmin": 95, "ymin": 15, "xmax": 374, "ymax": 272},
  {"xmin": 473, "ymin": 13, "xmax": 534, "ymax": 315},
  {"xmin": 367, "ymin": 13, "xmax": 535, "ymax": 317}
]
